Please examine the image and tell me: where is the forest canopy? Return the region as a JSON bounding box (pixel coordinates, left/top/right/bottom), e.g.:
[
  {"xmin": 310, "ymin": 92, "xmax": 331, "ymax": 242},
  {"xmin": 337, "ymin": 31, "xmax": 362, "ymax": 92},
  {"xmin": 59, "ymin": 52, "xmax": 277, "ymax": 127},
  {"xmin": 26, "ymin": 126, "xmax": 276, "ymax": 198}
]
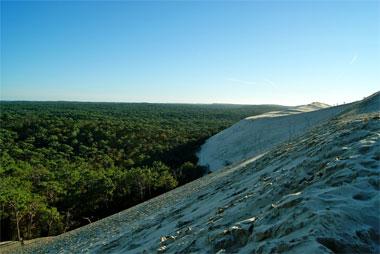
[{"xmin": 0, "ymin": 101, "xmax": 285, "ymax": 240}]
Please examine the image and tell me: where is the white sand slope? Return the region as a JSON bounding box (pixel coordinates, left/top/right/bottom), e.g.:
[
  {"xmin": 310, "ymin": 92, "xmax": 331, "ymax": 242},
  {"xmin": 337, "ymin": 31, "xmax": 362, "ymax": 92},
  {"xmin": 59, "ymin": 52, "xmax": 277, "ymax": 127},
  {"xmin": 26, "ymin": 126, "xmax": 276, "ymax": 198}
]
[
  {"xmin": 6, "ymin": 92, "xmax": 380, "ymax": 254},
  {"xmin": 197, "ymin": 102, "xmax": 353, "ymax": 171}
]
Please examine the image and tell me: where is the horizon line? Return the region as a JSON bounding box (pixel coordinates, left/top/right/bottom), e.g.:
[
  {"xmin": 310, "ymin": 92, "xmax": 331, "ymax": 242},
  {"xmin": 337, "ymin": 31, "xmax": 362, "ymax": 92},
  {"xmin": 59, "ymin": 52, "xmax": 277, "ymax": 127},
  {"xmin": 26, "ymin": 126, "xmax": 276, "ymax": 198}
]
[{"xmin": 0, "ymin": 99, "xmax": 288, "ymax": 107}]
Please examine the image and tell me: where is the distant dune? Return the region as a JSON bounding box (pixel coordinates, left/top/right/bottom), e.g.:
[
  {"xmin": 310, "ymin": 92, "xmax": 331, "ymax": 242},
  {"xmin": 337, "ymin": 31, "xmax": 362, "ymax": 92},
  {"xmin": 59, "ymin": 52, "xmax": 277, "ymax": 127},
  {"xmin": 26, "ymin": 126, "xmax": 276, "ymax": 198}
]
[
  {"xmin": 197, "ymin": 101, "xmax": 353, "ymax": 171},
  {"xmin": 6, "ymin": 92, "xmax": 380, "ymax": 254}
]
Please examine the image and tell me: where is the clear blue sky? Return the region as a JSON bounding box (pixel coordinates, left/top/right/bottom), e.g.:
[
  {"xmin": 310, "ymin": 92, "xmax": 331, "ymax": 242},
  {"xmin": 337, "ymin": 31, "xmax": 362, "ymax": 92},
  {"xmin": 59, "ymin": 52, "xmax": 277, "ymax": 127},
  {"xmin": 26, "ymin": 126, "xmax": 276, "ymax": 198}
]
[{"xmin": 1, "ymin": 1, "xmax": 379, "ymax": 105}]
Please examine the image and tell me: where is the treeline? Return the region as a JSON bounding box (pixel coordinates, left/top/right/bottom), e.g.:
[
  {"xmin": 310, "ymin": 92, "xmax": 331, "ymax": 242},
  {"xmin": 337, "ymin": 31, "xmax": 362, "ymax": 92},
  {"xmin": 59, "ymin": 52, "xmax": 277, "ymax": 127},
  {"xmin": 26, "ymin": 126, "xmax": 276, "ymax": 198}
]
[{"xmin": 0, "ymin": 102, "xmax": 285, "ymax": 240}]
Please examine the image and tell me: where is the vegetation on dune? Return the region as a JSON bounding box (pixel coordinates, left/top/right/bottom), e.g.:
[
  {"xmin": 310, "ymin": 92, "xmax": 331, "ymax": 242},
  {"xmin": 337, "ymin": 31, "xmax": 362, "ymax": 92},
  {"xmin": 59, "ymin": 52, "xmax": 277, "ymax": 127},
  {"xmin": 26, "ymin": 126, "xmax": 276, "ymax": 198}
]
[{"xmin": 0, "ymin": 102, "xmax": 285, "ymax": 241}]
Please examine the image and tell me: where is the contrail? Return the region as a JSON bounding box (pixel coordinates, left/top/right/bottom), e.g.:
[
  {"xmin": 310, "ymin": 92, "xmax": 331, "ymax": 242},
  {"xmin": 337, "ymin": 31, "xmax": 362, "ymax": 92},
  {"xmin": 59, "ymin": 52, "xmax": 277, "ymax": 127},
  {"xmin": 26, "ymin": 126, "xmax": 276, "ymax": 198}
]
[{"xmin": 349, "ymin": 54, "xmax": 358, "ymax": 65}]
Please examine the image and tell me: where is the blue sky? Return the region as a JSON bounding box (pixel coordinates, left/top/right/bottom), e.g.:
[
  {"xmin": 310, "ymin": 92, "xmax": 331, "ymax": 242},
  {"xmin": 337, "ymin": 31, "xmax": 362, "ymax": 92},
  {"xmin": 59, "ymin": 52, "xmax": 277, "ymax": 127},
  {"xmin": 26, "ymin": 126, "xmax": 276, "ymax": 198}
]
[{"xmin": 1, "ymin": 1, "xmax": 379, "ymax": 105}]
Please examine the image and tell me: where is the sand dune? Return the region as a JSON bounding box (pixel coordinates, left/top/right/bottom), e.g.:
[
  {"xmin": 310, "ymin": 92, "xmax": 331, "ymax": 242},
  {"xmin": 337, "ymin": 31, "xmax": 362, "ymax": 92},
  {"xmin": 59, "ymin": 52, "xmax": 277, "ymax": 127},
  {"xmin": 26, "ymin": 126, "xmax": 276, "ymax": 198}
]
[
  {"xmin": 6, "ymin": 92, "xmax": 379, "ymax": 254},
  {"xmin": 197, "ymin": 101, "xmax": 354, "ymax": 171}
]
